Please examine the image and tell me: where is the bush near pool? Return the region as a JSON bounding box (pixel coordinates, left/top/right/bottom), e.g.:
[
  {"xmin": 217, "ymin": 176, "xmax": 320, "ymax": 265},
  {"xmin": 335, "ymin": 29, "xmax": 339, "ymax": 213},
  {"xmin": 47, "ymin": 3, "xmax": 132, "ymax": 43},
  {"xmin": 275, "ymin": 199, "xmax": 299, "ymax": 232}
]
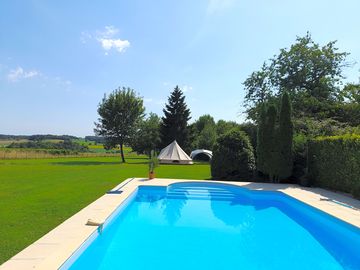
[
  {"xmin": 308, "ymin": 134, "xmax": 360, "ymax": 198},
  {"xmin": 211, "ymin": 129, "xmax": 255, "ymax": 180}
]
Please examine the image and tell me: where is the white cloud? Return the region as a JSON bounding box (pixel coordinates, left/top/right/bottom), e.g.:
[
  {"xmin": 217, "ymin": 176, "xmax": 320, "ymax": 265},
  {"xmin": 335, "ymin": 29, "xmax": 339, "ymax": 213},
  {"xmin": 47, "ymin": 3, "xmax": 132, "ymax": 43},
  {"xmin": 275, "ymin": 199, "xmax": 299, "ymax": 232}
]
[
  {"xmin": 161, "ymin": 82, "xmax": 193, "ymax": 93},
  {"xmin": 207, "ymin": 0, "xmax": 236, "ymax": 15},
  {"xmin": 98, "ymin": 38, "xmax": 130, "ymax": 53},
  {"xmin": 82, "ymin": 25, "xmax": 130, "ymax": 55},
  {"xmin": 182, "ymin": 85, "xmax": 193, "ymax": 93},
  {"xmin": 7, "ymin": 67, "xmax": 40, "ymax": 82},
  {"xmin": 98, "ymin": 25, "xmax": 119, "ymax": 38},
  {"xmin": 23, "ymin": 70, "xmax": 39, "ymax": 78},
  {"xmin": 54, "ymin": 76, "xmax": 72, "ymax": 87},
  {"xmin": 38, "ymin": 75, "xmax": 72, "ymax": 92},
  {"xmin": 162, "ymin": 81, "xmax": 170, "ymax": 86},
  {"xmin": 4, "ymin": 65, "xmax": 71, "ymax": 92}
]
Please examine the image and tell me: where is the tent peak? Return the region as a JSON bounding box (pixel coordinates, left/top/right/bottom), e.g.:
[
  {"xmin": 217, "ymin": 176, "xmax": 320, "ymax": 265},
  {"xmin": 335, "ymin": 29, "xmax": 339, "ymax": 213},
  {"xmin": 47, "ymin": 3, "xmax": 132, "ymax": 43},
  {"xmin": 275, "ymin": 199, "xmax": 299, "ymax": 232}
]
[{"xmin": 158, "ymin": 140, "xmax": 193, "ymax": 165}]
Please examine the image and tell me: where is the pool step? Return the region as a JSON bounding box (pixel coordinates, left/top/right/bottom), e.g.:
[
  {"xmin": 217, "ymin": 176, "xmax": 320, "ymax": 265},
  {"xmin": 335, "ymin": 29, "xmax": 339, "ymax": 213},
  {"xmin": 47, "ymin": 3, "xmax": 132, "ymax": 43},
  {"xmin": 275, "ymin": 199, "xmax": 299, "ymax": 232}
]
[{"xmin": 166, "ymin": 187, "xmax": 237, "ymax": 200}]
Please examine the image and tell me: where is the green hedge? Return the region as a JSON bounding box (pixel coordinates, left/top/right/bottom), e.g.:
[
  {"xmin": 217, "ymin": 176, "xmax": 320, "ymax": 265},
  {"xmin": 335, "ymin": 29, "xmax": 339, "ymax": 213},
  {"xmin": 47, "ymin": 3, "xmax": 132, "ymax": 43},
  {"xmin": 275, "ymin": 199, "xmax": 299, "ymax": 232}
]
[{"xmin": 308, "ymin": 134, "xmax": 360, "ymax": 198}]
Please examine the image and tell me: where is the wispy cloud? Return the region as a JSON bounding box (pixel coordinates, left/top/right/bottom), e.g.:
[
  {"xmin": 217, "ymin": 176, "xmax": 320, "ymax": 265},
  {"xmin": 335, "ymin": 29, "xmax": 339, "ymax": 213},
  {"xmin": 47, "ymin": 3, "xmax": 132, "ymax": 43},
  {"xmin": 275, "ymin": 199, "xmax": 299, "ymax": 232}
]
[
  {"xmin": 4, "ymin": 65, "xmax": 72, "ymax": 92},
  {"xmin": 97, "ymin": 25, "xmax": 119, "ymax": 38},
  {"xmin": 182, "ymin": 85, "xmax": 193, "ymax": 93},
  {"xmin": 81, "ymin": 25, "xmax": 130, "ymax": 55},
  {"xmin": 54, "ymin": 76, "xmax": 72, "ymax": 87},
  {"xmin": 207, "ymin": 0, "xmax": 236, "ymax": 15},
  {"xmin": 161, "ymin": 82, "xmax": 193, "ymax": 93},
  {"xmin": 7, "ymin": 67, "xmax": 40, "ymax": 82}
]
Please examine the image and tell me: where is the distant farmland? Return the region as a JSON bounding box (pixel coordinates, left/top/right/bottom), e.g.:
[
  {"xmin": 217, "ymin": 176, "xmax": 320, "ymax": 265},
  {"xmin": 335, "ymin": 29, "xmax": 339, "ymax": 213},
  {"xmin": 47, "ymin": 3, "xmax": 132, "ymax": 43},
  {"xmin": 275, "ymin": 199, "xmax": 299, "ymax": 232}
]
[{"xmin": 0, "ymin": 138, "xmax": 124, "ymax": 159}]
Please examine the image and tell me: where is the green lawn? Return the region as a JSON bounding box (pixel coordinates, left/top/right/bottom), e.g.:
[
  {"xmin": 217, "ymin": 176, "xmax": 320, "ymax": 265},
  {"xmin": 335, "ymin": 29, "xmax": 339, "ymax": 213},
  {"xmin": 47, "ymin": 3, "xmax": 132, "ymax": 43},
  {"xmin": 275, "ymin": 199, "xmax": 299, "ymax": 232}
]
[{"xmin": 0, "ymin": 155, "xmax": 210, "ymax": 264}]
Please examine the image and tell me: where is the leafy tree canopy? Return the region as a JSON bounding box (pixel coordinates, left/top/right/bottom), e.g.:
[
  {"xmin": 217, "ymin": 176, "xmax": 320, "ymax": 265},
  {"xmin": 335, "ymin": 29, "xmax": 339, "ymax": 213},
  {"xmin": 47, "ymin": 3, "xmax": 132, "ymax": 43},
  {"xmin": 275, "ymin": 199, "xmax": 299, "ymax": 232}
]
[
  {"xmin": 243, "ymin": 32, "xmax": 350, "ymax": 121},
  {"xmin": 130, "ymin": 113, "xmax": 161, "ymax": 156},
  {"xmin": 216, "ymin": 120, "xmax": 241, "ymax": 137},
  {"xmin": 340, "ymin": 83, "xmax": 360, "ymax": 103},
  {"xmin": 95, "ymin": 87, "xmax": 145, "ymax": 162},
  {"xmin": 191, "ymin": 114, "xmax": 217, "ymax": 150}
]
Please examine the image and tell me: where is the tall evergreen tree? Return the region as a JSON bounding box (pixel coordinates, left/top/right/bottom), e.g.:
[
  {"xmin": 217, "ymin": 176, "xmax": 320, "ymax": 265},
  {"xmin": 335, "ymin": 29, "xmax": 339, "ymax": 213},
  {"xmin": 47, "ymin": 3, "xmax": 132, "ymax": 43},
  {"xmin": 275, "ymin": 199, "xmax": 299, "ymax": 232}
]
[
  {"xmin": 160, "ymin": 86, "xmax": 191, "ymax": 150},
  {"xmin": 277, "ymin": 92, "xmax": 293, "ymax": 180},
  {"xmin": 256, "ymin": 104, "xmax": 266, "ymax": 174},
  {"xmin": 263, "ymin": 104, "xmax": 277, "ymax": 180}
]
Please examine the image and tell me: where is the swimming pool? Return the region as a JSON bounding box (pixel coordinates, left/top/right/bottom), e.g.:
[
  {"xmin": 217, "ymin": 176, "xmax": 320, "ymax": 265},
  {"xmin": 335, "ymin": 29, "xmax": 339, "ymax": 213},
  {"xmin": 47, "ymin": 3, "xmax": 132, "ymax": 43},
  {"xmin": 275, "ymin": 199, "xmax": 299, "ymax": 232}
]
[{"xmin": 61, "ymin": 182, "xmax": 360, "ymax": 270}]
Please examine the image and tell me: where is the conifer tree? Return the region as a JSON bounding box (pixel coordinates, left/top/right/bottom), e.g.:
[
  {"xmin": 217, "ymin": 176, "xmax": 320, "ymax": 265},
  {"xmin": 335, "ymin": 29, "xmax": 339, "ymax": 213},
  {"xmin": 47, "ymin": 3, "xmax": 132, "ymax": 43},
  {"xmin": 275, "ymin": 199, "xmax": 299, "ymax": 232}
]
[
  {"xmin": 263, "ymin": 104, "xmax": 277, "ymax": 180},
  {"xmin": 160, "ymin": 86, "xmax": 191, "ymax": 150},
  {"xmin": 277, "ymin": 92, "xmax": 293, "ymax": 180},
  {"xmin": 256, "ymin": 104, "xmax": 266, "ymax": 174}
]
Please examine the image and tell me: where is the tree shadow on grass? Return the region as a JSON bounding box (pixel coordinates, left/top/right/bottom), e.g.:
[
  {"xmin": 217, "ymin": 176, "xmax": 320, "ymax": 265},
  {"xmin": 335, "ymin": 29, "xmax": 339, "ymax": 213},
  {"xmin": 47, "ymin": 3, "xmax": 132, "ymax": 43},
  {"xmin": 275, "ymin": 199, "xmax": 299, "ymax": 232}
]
[
  {"xmin": 52, "ymin": 161, "xmax": 121, "ymax": 166},
  {"xmin": 52, "ymin": 161, "xmax": 148, "ymax": 166},
  {"xmin": 127, "ymin": 157, "xmax": 148, "ymax": 160}
]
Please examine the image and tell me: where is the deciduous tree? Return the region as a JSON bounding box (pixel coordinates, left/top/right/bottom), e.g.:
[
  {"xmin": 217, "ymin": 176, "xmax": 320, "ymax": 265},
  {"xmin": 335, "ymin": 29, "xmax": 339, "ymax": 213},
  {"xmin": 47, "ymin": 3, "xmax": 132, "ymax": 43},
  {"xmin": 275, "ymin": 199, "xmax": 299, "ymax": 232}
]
[
  {"xmin": 130, "ymin": 113, "xmax": 161, "ymax": 156},
  {"xmin": 243, "ymin": 33, "xmax": 350, "ymax": 121},
  {"xmin": 95, "ymin": 87, "xmax": 145, "ymax": 163},
  {"xmin": 191, "ymin": 114, "xmax": 217, "ymax": 150}
]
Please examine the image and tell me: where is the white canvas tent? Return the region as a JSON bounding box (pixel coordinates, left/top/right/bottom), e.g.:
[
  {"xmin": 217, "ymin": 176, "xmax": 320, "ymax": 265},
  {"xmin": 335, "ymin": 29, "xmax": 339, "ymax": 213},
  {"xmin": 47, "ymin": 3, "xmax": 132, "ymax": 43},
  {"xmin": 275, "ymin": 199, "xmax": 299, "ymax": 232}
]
[{"xmin": 158, "ymin": 140, "xmax": 193, "ymax": 164}]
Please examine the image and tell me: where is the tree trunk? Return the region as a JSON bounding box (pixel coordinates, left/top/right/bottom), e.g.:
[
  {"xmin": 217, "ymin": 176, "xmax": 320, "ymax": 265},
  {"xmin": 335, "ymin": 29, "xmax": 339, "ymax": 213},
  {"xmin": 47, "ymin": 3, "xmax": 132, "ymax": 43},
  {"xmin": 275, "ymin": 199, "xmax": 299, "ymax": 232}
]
[{"xmin": 120, "ymin": 143, "xmax": 126, "ymax": 163}]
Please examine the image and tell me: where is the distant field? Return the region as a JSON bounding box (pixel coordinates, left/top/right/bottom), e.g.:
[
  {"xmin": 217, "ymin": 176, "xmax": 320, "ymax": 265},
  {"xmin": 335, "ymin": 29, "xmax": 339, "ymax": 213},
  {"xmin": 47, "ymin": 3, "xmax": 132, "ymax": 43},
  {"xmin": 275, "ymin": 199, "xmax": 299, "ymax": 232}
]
[
  {"xmin": 0, "ymin": 139, "xmax": 127, "ymax": 159},
  {"xmin": 0, "ymin": 139, "xmax": 29, "ymax": 147},
  {"xmin": 0, "ymin": 155, "xmax": 210, "ymax": 264}
]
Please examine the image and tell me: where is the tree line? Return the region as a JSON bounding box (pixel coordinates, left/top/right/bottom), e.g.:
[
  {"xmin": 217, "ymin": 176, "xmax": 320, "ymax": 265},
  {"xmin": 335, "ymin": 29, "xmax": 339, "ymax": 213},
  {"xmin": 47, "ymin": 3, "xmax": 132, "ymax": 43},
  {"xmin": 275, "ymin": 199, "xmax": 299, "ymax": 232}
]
[
  {"xmin": 95, "ymin": 32, "xmax": 359, "ymax": 184},
  {"xmin": 7, "ymin": 140, "xmax": 89, "ymax": 152},
  {"xmin": 0, "ymin": 134, "xmax": 79, "ymax": 141},
  {"xmin": 95, "ymin": 85, "xmax": 251, "ymax": 162},
  {"xmin": 243, "ymin": 32, "xmax": 359, "ymax": 182}
]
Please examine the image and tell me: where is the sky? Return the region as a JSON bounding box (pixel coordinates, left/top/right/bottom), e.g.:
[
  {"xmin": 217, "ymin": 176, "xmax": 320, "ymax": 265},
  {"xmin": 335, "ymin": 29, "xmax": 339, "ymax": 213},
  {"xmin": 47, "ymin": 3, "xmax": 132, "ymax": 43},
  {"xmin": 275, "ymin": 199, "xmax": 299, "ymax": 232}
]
[{"xmin": 1, "ymin": 0, "xmax": 360, "ymax": 137}]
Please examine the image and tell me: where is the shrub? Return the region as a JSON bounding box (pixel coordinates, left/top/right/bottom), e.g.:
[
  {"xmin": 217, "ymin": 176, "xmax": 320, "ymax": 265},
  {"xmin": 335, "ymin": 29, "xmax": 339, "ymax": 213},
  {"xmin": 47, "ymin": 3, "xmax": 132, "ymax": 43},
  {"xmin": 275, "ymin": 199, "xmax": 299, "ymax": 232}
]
[
  {"xmin": 292, "ymin": 134, "xmax": 308, "ymax": 179},
  {"xmin": 211, "ymin": 129, "xmax": 255, "ymax": 180},
  {"xmin": 308, "ymin": 134, "xmax": 360, "ymax": 198}
]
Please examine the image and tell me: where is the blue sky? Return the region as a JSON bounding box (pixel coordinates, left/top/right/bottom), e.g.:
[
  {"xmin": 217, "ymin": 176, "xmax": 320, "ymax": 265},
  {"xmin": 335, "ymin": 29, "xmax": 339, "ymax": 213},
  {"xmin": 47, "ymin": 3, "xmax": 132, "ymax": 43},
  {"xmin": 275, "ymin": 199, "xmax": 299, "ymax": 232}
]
[{"xmin": 1, "ymin": 0, "xmax": 359, "ymax": 136}]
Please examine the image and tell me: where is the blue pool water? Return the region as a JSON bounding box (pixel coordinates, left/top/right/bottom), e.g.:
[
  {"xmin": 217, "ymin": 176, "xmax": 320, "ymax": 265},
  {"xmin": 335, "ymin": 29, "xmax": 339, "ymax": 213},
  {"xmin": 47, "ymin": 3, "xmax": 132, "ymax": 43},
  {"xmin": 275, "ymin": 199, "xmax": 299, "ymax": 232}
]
[{"xmin": 63, "ymin": 182, "xmax": 360, "ymax": 270}]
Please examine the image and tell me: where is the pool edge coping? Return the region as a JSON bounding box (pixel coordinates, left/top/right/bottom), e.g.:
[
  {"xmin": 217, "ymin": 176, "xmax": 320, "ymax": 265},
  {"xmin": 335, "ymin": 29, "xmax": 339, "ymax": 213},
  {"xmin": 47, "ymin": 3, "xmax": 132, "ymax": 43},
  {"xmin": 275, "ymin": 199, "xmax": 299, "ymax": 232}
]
[{"xmin": 1, "ymin": 178, "xmax": 360, "ymax": 270}]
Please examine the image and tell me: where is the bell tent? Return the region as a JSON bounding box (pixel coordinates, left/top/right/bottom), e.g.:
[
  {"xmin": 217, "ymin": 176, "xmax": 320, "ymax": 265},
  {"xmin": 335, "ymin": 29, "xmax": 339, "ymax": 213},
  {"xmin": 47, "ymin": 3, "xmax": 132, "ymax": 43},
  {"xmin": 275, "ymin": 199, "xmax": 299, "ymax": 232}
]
[{"xmin": 158, "ymin": 140, "xmax": 193, "ymax": 164}]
